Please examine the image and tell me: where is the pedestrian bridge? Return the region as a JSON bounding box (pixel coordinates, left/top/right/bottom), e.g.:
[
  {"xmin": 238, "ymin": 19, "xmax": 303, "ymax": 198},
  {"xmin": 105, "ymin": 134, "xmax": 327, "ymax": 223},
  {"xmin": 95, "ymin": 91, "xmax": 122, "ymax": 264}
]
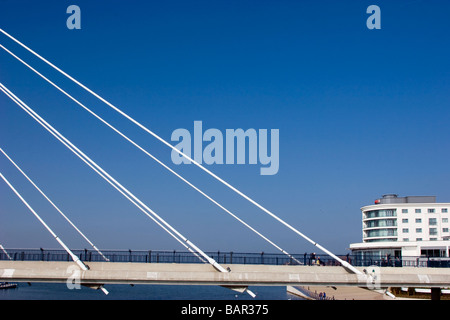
[
  {"xmin": 1, "ymin": 28, "xmax": 450, "ymax": 299},
  {"xmin": 2, "ymin": 260, "xmax": 450, "ymax": 290},
  {"xmin": 1, "ymin": 249, "xmax": 450, "ymax": 292}
]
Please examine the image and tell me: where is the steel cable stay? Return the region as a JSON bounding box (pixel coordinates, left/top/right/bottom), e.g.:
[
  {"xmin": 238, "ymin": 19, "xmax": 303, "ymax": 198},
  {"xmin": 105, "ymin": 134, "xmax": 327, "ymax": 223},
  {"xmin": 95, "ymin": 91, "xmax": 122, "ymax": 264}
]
[
  {"xmin": 0, "ymin": 147, "xmax": 109, "ymax": 262},
  {"xmin": 0, "ymin": 83, "xmax": 260, "ymax": 297},
  {"xmin": 0, "ymin": 83, "xmax": 207, "ymax": 265},
  {"xmin": 0, "ymin": 171, "xmax": 110, "ymax": 295},
  {"xmin": 0, "ymin": 244, "xmax": 12, "ymax": 260},
  {"xmin": 0, "ymin": 28, "xmax": 361, "ymax": 275},
  {"xmin": 0, "ymin": 43, "xmax": 301, "ymax": 266},
  {"xmin": 0, "ymin": 84, "xmax": 259, "ymax": 298},
  {"xmin": 0, "ymin": 172, "xmax": 115, "ymax": 293},
  {"xmin": 0, "ymin": 171, "xmax": 86, "ymax": 268}
]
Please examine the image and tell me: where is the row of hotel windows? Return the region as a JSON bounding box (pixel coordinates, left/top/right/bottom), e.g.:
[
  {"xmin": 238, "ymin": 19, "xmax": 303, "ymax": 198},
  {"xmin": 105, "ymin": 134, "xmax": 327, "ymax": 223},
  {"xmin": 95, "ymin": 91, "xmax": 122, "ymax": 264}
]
[
  {"xmin": 401, "ymin": 218, "xmax": 448, "ymax": 224},
  {"xmin": 365, "ymin": 238, "xmax": 448, "ymax": 242},
  {"xmin": 402, "ymin": 208, "xmax": 448, "ymax": 213},
  {"xmin": 365, "ymin": 228, "xmax": 449, "ymax": 238},
  {"xmin": 364, "ymin": 208, "xmax": 449, "ymax": 220},
  {"xmin": 403, "ymin": 238, "xmax": 448, "ymax": 242},
  {"xmin": 364, "ymin": 218, "xmax": 448, "ymax": 229},
  {"xmin": 364, "ymin": 209, "xmax": 396, "ymax": 219},
  {"xmin": 401, "ymin": 228, "xmax": 449, "ymax": 234}
]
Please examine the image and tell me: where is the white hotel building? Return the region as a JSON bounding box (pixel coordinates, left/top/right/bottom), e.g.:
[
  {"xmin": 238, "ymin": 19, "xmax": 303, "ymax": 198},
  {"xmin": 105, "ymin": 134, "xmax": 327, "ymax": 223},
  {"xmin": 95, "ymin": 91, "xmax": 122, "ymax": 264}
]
[{"xmin": 350, "ymin": 194, "xmax": 450, "ymax": 264}]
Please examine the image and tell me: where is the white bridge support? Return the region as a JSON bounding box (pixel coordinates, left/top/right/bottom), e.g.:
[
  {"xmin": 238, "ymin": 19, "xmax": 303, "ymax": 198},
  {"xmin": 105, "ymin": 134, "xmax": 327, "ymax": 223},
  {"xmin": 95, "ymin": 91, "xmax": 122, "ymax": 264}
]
[{"xmin": 1, "ymin": 261, "xmax": 450, "ymax": 289}]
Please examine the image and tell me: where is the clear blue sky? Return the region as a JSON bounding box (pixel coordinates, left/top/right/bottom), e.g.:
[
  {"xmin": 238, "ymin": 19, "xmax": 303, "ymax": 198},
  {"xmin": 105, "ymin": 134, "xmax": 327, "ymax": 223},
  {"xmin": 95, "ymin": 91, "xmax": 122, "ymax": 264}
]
[{"xmin": 0, "ymin": 0, "xmax": 449, "ymax": 255}]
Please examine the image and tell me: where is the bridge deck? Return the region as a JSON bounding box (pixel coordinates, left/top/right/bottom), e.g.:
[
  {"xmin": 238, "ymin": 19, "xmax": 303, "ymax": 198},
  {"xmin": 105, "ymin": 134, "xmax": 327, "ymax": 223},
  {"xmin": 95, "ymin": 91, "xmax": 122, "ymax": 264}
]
[{"xmin": 1, "ymin": 261, "xmax": 450, "ymax": 288}]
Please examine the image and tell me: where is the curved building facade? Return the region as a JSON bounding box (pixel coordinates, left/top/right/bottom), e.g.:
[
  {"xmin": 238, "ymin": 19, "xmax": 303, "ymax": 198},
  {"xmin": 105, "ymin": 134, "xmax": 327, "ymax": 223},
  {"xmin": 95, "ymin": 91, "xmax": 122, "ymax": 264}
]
[{"xmin": 350, "ymin": 194, "xmax": 450, "ymax": 263}]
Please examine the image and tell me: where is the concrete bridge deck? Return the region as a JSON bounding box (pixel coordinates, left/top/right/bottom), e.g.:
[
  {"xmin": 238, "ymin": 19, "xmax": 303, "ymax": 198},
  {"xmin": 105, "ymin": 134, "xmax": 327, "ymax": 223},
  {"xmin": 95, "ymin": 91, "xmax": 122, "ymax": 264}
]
[{"xmin": 1, "ymin": 261, "xmax": 450, "ymax": 288}]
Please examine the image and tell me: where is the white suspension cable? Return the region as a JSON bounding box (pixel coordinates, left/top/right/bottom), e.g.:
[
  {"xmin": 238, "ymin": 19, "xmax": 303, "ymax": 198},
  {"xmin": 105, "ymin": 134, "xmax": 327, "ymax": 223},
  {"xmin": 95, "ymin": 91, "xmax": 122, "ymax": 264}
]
[
  {"xmin": 0, "ymin": 147, "xmax": 109, "ymax": 262},
  {"xmin": 0, "ymin": 84, "xmax": 228, "ymax": 273},
  {"xmin": 0, "ymin": 170, "xmax": 110, "ymax": 295},
  {"xmin": 0, "ymin": 43, "xmax": 300, "ymax": 265},
  {"xmin": 0, "ymin": 83, "xmax": 206, "ymax": 264},
  {"xmin": 0, "ymin": 28, "xmax": 360, "ymax": 274},
  {"xmin": 0, "ymin": 244, "xmax": 12, "ymax": 260},
  {"xmin": 0, "ymin": 172, "xmax": 88, "ymax": 271}
]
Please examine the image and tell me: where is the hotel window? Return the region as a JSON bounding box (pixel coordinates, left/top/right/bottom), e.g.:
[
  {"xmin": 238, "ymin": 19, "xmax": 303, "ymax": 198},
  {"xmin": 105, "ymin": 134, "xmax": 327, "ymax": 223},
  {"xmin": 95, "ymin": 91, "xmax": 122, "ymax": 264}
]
[
  {"xmin": 429, "ymin": 218, "xmax": 437, "ymax": 225},
  {"xmin": 443, "ymin": 228, "xmax": 449, "ymax": 233},
  {"xmin": 402, "ymin": 209, "xmax": 408, "ymax": 213},
  {"xmin": 442, "ymin": 208, "xmax": 448, "ymax": 213},
  {"xmin": 402, "ymin": 228, "xmax": 409, "ymax": 233},
  {"xmin": 416, "ymin": 218, "xmax": 422, "ymax": 223},
  {"xmin": 443, "ymin": 218, "xmax": 449, "ymax": 223},
  {"xmin": 402, "ymin": 218, "xmax": 408, "ymax": 223},
  {"xmin": 364, "ymin": 209, "xmax": 396, "ymax": 219},
  {"xmin": 422, "ymin": 249, "xmax": 446, "ymax": 257},
  {"xmin": 428, "ymin": 209, "xmax": 435, "ymax": 213},
  {"xmin": 429, "ymin": 228, "xmax": 438, "ymax": 235},
  {"xmin": 415, "ymin": 209, "xmax": 421, "ymax": 213},
  {"xmin": 416, "ymin": 228, "xmax": 422, "ymax": 233},
  {"xmin": 403, "ymin": 238, "xmax": 409, "ymax": 242},
  {"xmin": 416, "ymin": 238, "xmax": 422, "ymax": 241}
]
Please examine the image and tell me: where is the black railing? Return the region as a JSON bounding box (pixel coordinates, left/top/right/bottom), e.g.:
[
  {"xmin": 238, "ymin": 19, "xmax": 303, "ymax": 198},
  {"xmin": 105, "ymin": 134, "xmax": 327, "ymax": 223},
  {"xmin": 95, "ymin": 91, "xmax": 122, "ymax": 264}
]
[{"xmin": 1, "ymin": 249, "xmax": 449, "ymax": 268}]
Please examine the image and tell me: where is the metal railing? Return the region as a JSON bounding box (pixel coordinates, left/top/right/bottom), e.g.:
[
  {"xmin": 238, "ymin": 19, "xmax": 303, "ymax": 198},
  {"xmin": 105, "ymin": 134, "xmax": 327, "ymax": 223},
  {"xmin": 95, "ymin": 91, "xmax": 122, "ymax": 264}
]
[{"xmin": 1, "ymin": 248, "xmax": 449, "ymax": 268}]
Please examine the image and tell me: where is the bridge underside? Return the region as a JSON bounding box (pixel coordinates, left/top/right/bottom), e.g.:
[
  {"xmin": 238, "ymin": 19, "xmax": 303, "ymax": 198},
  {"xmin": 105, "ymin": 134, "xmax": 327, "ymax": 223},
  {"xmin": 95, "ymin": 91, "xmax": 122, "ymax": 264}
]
[{"xmin": 1, "ymin": 261, "xmax": 450, "ymax": 289}]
